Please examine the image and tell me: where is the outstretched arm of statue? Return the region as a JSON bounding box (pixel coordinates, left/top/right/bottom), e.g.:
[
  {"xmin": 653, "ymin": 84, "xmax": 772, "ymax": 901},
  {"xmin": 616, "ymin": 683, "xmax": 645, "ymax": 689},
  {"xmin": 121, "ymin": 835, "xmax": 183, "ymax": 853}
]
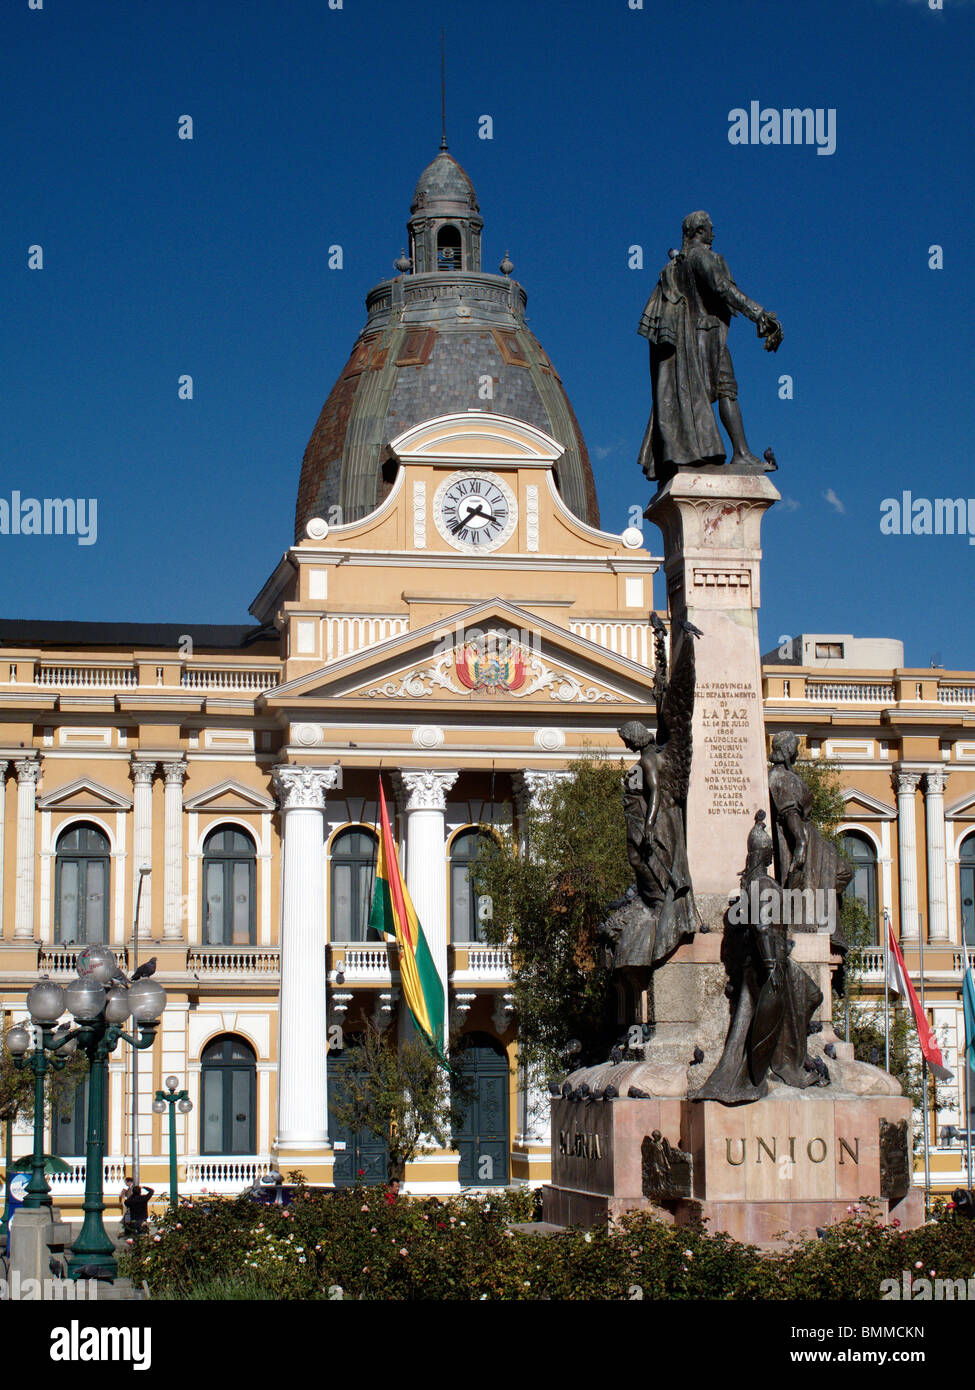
[{"xmin": 641, "ymin": 755, "xmax": 660, "ymax": 848}]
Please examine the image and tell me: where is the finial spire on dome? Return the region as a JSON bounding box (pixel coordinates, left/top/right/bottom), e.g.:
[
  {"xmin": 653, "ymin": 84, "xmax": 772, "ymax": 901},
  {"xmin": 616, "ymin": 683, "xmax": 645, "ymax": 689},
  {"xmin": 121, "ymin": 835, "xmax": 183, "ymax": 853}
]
[{"xmin": 440, "ymin": 28, "xmax": 448, "ymax": 152}]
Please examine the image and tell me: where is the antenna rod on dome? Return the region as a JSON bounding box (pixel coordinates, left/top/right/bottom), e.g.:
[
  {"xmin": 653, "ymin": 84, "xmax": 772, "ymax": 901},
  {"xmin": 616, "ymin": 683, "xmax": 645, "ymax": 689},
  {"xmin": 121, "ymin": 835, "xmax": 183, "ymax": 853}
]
[{"xmin": 440, "ymin": 28, "xmax": 448, "ymax": 151}]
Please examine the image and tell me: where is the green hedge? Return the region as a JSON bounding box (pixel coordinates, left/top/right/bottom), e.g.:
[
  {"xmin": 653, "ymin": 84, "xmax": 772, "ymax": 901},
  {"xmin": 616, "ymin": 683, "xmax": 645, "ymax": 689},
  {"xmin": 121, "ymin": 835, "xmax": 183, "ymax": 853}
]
[{"xmin": 120, "ymin": 1186, "xmax": 975, "ymax": 1301}]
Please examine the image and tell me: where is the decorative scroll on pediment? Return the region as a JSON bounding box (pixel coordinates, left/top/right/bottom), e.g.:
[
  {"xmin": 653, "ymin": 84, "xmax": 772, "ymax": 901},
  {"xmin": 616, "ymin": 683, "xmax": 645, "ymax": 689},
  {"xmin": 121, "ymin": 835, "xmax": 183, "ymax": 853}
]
[{"xmin": 360, "ymin": 632, "xmax": 623, "ymax": 704}]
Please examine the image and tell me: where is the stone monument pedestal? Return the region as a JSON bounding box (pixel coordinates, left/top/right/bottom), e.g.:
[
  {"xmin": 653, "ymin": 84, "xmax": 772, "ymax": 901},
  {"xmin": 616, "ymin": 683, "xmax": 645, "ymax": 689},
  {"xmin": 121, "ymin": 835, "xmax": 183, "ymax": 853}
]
[
  {"xmin": 646, "ymin": 469, "xmax": 779, "ymax": 928},
  {"xmin": 542, "ymin": 1092, "xmax": 923, "ymax": 1244}
]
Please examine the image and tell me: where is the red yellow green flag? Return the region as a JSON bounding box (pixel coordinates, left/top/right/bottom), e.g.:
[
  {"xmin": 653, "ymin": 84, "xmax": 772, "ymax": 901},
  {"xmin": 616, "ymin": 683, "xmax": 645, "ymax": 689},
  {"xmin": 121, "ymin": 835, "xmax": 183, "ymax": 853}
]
[{"xmin": 368, "ymin": 778, "xmax": 445, "ymax": 1057}]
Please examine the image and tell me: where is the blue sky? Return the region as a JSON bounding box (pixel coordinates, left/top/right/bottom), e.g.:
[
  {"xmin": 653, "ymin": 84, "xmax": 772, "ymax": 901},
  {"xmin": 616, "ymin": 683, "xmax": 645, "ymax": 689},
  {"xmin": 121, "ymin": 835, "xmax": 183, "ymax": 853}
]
[{"xmin": 2, "ymin": 0, "xmax": 973, "ymax": 667}]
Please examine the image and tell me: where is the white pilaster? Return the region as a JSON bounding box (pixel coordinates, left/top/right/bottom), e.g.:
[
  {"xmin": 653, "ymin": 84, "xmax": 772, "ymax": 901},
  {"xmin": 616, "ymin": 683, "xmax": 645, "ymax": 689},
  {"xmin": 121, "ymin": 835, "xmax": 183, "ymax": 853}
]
[
  {"xmin": 162, "ymin": 759, "xmax": 187, "ymax": 940},
  {"xmin": 896, "ymin": 770, "xmax": 922, "ymax": 940},
  {"xmin": 397, "ymin": 770, "xmax": 458, "ymax": 1045},
  {"xmin": 14, "ymin": 756, "xmax": 41, "ymax": 939},
  {"xmin": 273, "ymin": 764, "xmax": 339, "ymax": 1159},
  {"xmin": 925, "ymin": 769, "xmax": 949, "ymax": 943},
  {"xmin": 130, "ymin": 759, "xmax": 156, "ymax": 938},
  {"xmin": 0, "ymin": 761, "xmax": 7, "ymax": 938}
]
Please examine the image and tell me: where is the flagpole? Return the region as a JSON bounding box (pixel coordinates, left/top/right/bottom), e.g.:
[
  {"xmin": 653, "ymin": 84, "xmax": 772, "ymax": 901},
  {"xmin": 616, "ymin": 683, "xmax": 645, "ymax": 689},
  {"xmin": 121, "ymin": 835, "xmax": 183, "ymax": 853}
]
[
  {"xmin": 964, "ymin": 939, "xmax": 973, "ymax": 1187},
  {"xmin": 883, "ymin": 908, "xmax": 891, "ymax": 1073},
  {"xmin": 918, "ymin": 912, "xmax": 931, "ymax": 1218}
]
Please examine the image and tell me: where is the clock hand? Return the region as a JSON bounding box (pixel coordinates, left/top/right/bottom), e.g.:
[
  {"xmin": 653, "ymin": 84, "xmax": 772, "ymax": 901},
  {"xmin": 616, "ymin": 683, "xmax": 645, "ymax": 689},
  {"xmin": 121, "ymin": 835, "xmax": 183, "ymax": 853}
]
[{"xmin": 451, "ymin": 503, "xmax": 488, "ymax": 533}]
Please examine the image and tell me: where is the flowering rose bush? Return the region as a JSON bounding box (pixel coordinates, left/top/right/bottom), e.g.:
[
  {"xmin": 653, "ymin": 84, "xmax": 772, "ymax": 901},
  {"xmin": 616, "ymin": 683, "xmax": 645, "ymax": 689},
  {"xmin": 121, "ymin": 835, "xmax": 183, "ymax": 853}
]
[{"xmin": 119, "ymin": 1183, "xmax": 975, "ymax": 1301}]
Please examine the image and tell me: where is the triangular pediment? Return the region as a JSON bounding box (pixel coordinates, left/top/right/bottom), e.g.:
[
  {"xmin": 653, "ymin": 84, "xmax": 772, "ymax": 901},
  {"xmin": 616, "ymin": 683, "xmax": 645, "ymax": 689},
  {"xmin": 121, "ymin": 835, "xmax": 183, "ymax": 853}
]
[
  {"xmin": 184, "ymin": 779, "xmax": 276, "ymax": 813},
  {"xmin": 38, "ymin": 778, "xmax": 133, "ymax": 812},
  {"xmin": 267, "ymin": 600, "xmax": 654, "ymax": 708},
  {"xmin": 948, "ymin": 788, "xmax": 975, "ymax": 819},
  {"xmin": 840, "ymin": 787, "xmax": 896, "ymax": 819}
]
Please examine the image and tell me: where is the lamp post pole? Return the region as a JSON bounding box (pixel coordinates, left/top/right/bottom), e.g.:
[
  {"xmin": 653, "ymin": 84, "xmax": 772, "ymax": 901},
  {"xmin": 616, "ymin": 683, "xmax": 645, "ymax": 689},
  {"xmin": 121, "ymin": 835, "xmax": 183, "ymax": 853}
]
[
  {"xmin": 131, "ymin": 865, "xmax": 150, "ymax": 1189},
  {"xmin": 4, "ymin": 984, "xmax": 79, "ymax": 1211},
  {"xmin": 3, "ymin": 944, "xmax": 167, "ymax": 1282},
  {"xmin": 1, "ymin": 1113, "xmax": 12, "ymax": 1240},
  {"xmin": 69, "ymin": 1011, "xmax": 161, "ymax": 1280},
  {"xmin": 153, "ymin": 1078, "xmax": 192, "ymax": 1209}
]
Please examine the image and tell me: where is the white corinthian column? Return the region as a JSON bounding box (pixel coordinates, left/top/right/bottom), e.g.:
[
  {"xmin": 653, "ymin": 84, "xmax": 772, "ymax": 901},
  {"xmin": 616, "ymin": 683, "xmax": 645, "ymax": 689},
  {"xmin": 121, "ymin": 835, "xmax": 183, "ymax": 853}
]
[
  {"xmin": 396, "ymin": 770, "xmax": 458, "ymax": 1046},
  {"xmin": 130, "ymin": 759, "xmax": 156, "ymax": 939},
  {"xmin": 273, "ymin": 764, "xmax": 339, "ymax": 1165},
  {"xmin": 924, "ymin": 769, "xmax": 949, "ymax": 943},
  {"xmin": 14, "ymin": 756, "xmax": 41, "ymax": 939},
  {"xmin": 896, "ymin": 771, "xmax": 922, "ymax": 941},
  {"xmin": 162, "ymin": 760, "xmax": 187, "ymax": 940}
]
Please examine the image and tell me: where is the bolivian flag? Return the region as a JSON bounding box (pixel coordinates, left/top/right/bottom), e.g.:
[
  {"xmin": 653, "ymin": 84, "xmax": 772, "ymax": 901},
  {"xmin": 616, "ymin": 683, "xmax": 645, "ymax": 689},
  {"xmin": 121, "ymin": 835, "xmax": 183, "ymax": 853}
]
[{"xmin": 368, "ymin": 778, "xmax": 446, "ymax": 1058}]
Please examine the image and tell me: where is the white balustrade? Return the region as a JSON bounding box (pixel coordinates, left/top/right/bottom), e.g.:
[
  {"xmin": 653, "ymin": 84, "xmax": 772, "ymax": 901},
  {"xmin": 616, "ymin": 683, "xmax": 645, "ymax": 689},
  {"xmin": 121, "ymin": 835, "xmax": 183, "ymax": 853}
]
[
  {"xmin": 181, "ymin": 668, "xmax": 280, "ymax": 691},
  {"xmin": 187, "ymin": 947, "xmax": 280, "ymax": 976},
  {"xmin": 183, "ymin": 1158, "xmax": 269, "ymax": 1192},
  {"xmin": 336, "ymin": 946, "xmax": 393, "ymax": 980},
  {"xmin": 465, "ymin": 945, "xmax": 512, "ymax": 979},
  {"xmin": 938, "ymin": 685, "xmax": 975, "ymax": 704},
  {"xmin": 805, "ymin": 682, "xmax": 895, "ymax": 703},
  {"xmin": 47, "ymin": 1159, "xmax": 127, "ymax": 1192},
  {"xmin": 36, "ymin": 664, "xmax": 137, "ymax": 688},
  {"xmin": 39, "ymin": 946, "xmax": 128, "ymax": 975},
  {"xmin": 857, "ymin": 947, "xmax": 886, "ymax": 978}
]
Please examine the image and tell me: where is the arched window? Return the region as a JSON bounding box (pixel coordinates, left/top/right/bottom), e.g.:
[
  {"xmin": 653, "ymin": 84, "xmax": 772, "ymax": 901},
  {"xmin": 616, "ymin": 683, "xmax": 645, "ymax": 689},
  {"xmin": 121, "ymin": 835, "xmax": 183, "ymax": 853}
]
[
  {"xmin": 200, "ymin": 1035, "xmax": 256, "ymax": 1155},
  {"xmin": 55, "ymin": 823, "xmax": 110, "ymax": 944},
  {"xmin": 330, "ymin": 827, "xmax": 378, "ymax": 942},
  {"xmin": 202, "ymin": 827, "xmax": 256, "ymax": 946},
  {"xmin": 436, "ymin": 224, "xmax": 462, "ymax": 271},
  {"xmin": 960, "ymin": 834, "xmax": 975, "ymax": 949},
  {"xmin": 450, "ymin": 829, "xmax": 495, "ymax": 944},
  {"xmin": 840, "ymin": 831, "xmax": 879, "ymax": 943}
]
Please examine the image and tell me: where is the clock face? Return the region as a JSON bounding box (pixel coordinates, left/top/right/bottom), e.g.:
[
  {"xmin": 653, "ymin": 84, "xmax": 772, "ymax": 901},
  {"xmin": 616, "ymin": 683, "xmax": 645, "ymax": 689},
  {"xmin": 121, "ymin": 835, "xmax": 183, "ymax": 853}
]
[{"xmin": 433, "ymin": 471, "xmax": 518, "ymax": 553}]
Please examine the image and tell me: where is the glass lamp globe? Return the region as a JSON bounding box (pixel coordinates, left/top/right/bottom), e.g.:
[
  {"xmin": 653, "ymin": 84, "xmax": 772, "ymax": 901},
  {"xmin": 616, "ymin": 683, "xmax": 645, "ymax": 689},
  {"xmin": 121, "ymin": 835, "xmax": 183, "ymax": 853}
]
[
  {"xmin": 104, "ymin": 989, "xmax": 131, "ymax": 1025},
  {"xmin": 165, "ymin": 1075, "xmax": 180, "ymax": 1092},
  {"xmin": 129, "ymin": 978, "xmax": 166, "ymax": 1025},
  {"xmin": 151, "ymin": 1098, "xmax": 166, "ymax": 1115},
  {"xmin": 177, "ymin": 1098, "xmax": 193, "ymax": 1114},
  {"xmin": 65, "ymin": 975, "xmax": 106, "ymax": 1022},
  {"xmin": 76, "ymin": 944, "xmax": 118, "ymax": 986},
  {"xmin": 27, "ymin": 980, "xmax": 66, "ymax": 1025},
  {"xmin": 5, "ymin": 1025, "xmax": 31, "ymax": 1056}
]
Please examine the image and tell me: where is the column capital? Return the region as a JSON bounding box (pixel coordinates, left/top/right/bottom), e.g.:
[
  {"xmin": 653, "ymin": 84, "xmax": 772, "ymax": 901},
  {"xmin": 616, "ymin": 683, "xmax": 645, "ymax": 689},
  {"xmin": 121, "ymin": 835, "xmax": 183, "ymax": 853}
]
[
  {"xmin": 0, "ymin": 758, "xmax": 9, "ymax": 778},
  {"xmin": 14, "ymin": 755, "xmax": 41, "ymax": 786},
  {"xmin": 162, "ymin": 759, "xmax": 187, "ymax": 785},
  {"xmin": 395, "ymin": 769, "xmax": 458, "ymax": 813},
  {"xmin": 514, "ymin": 769, "xmax": 572, "ymax": 812},
  {"xmin": 272, "ymin": 763, "xmax": 340, "ymax": 811},
  {"xmin": 895, "ymin": 770, "xmax": 922, "ymax": 795},
  {"xmin": 130, "ymin": 757, "xmax": 157, "ymax": 786},
  {"xmin": 924, "ymin": 768, "xmax": 948, "ymax": 796}
]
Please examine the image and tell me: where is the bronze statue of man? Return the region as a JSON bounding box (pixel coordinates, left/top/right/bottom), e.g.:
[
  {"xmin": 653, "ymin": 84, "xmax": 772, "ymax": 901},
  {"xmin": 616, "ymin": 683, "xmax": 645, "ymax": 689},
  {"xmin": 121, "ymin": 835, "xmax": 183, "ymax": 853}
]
[{"xmin": 637, "ymin": 211, "xmax": 783, "ymax": 485}]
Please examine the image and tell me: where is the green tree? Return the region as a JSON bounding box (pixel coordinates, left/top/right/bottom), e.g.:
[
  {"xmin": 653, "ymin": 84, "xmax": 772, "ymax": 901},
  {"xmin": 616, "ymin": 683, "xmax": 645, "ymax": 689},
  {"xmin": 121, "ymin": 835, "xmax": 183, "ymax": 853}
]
[
  {"xmin": 472, "ymin": 756, "xmax": 631, "ymax": 1075},
  {"xmin": 327, "ymin": 1023, "xmax": 461, "ymax": 1181},
  {"xmin": 1, "ymin": 1027, "xmax": 90, "ymax": 1160},
  {"xmin": 790, "ymin": 756, "xmax": 935, "ymax": 1121}
]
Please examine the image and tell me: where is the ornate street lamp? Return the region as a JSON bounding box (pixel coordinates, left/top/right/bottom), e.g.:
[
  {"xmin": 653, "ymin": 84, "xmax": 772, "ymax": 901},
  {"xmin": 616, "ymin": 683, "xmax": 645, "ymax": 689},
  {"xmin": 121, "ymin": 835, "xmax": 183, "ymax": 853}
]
[
  {"xmin": 4, "ymin": 980, "xmax": 76, "ymax": 1210},
  {"xmin": 152, "ymin": 1076, "xmax": 192, "ymax": 1209},
  {"xmin": 4, "ymin": 945, "xmax": 167, "ymax": 1281}
]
